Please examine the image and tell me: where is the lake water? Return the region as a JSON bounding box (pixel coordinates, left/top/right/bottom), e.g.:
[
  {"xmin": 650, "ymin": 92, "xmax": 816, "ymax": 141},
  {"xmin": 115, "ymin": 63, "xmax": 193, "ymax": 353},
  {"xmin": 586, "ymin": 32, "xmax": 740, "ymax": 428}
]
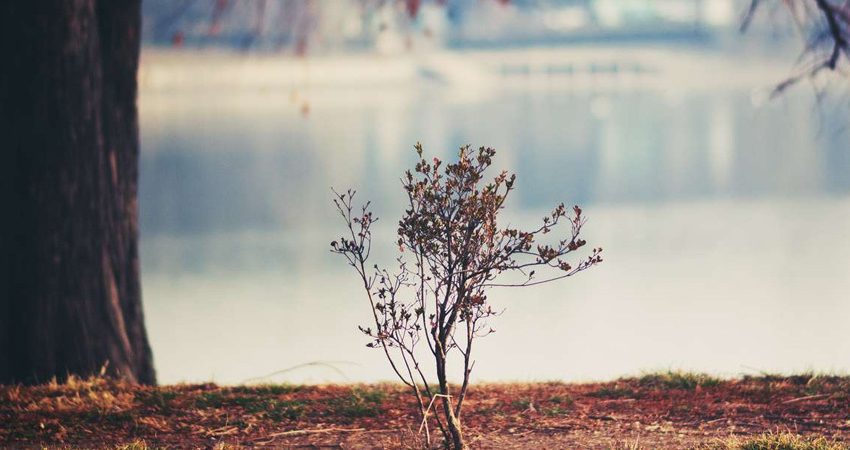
[{"xmin": 138, "ymin": 46, "xmax": 850, "ymax": 385}]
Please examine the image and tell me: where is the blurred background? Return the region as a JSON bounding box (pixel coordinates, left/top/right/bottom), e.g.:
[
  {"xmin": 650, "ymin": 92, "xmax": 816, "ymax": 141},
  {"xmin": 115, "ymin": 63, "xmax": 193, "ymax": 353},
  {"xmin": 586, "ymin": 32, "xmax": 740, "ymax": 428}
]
[{"xmin": 136, "ymin": 0, "xmax": 850, "ymax": 384}]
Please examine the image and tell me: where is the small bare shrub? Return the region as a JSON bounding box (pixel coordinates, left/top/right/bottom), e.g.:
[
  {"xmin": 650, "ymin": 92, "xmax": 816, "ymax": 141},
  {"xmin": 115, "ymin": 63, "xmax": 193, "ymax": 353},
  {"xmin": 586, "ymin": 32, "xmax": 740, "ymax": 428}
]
[{"xmin": 331, "ymin": 144, "xmax": 602, "ymax": 449}]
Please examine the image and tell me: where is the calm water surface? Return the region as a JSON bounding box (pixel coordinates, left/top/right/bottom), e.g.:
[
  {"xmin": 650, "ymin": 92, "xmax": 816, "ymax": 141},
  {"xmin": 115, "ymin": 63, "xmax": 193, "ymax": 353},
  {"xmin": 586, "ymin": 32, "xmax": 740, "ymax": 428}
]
[{"xmin": 139, "ymin": 48, "xmax": 850, "ymax": 384}]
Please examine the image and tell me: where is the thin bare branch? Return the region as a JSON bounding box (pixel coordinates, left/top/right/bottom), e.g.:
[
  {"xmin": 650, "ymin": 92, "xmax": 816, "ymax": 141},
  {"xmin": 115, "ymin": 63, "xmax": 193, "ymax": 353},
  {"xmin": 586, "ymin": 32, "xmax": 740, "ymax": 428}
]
[{"xmin": 331, "ymin": 144, "xmax": 601, "ymax": 449}]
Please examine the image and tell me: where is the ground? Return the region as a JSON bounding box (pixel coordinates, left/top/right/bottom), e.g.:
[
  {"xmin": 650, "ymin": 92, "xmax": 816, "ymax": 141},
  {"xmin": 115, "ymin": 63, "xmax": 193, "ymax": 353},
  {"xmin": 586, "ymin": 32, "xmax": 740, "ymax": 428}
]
[{"xmin": 2, "ymin": 372, "xmax": 850, "ymax": 449}]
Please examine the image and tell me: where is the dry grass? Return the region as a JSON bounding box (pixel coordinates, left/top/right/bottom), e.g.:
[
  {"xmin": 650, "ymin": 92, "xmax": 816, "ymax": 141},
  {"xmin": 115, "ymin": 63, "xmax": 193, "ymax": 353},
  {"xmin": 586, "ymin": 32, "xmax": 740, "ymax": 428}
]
[
  {"xmin": 700, "ymin": 433, "xmax": 850, "ymax": 450},
  {"xmin": 4, "ymin": 373, "xmax": 850, "ymax": 449},
  {"xmin": 632, "ymin": 371, "xmax": 722, "ymax": 390}
]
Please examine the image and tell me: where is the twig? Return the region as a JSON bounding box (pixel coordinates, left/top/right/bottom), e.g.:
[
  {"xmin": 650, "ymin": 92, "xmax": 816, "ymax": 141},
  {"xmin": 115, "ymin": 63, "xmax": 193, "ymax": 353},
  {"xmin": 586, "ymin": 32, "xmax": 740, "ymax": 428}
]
[
  {"xmin": 703, "ymin": 417, "xmax": 728, "ymax": 425},
  {"xmin": 260, "ymin": 427, "xmax": 367, "ymax": 439},
  {"xmin": 816, "ymin": 0, "xmax": 849, "ymax": 69},
  {"xmin": 241, "ymin": 360, "xmax": 358, "ymax": 384},
  {"xmin": 418, "ymin": 394, "xmax": 453, "ymax": 435},
  {"xmin": 197, "ymin": 425, "xmax": 239, "ymax": 436},
  {"xmin": 782, "ymin": 393, "xmax": 831, "ymax": 404},
  {"xmin": 740, "ymin": 0, "xmax": 762, "ymax": 32}
]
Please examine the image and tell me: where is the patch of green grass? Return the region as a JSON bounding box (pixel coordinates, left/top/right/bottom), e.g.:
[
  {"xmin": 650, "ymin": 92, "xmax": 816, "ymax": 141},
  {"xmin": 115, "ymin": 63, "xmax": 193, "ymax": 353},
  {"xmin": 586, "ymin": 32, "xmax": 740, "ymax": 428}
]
[
  {"xmin": 589, "ymin": 386, "xmax": 636, "ymax": 398},
  {"xmin": 357, "ymin": 387, "xmax": 387, "ymax": 403},
  {"xmin": 236, "ymin": 397, "xmax": 308, "ymax": 421},
  {"xmin": 802, "ymin": 375, "xmax": 850, "ymax": 395},
  {"xmin": 190, "ymin": 389, "xmax": 310, "ymax": 421},
  {"xmin": 511, "ymin": 398, "xmax": 533, "ymax": 410},
  {"xmin": 228, "ymin": 395, "xmax": 259, "ymax": 408},
  {"xmin": 742, "ymin": 373, "xmax": 811, "ymax": 385},
  {"xmin": 137, "ymin": 390, "xmax": 179, "ymax": 413},
  {"xmin": 549, "ymin": 395, "xmax": 573, "ymax": 405},
  {"xmin": 701, "ymin": 433, "xmax": 849, "ymax": 450},
  {"xmin": 329, "ymin": 388, "xmax": 385, "ymax": 419},
  {"xmin": 76, "ymin": 410, "xmax": 135, "ymax": 425},
  {"xmin": 473, "ymin": 404, "xmax": 502, "ymax": 416},
  {"xmin": 267, "ymin": 399, "xmax": 308, "ymax": 421},
  {"xmin": 741, "ymin": 373, "xmax": 850, "ymax": 397},
  {"xmin": 193, "ymin": 391, "xmax": 226, "ymax": 408},
  {"xmin": 636, "ymin": 371, "xmax": 721, "ymax": 390},
  {"xmin": 542, "ymin": 405, "xmax": 571, "ymax": 416},
  {"xmin": 228, "ymin": 384, "xmax": 303, "ymax": 396}
]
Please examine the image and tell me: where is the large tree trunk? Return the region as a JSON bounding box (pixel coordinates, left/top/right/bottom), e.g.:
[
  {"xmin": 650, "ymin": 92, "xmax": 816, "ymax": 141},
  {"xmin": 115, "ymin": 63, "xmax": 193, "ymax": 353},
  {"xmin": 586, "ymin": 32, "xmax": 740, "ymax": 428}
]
[{"xmin": 0, "ymin": 0, "xmax": 155, "ymax": 384}]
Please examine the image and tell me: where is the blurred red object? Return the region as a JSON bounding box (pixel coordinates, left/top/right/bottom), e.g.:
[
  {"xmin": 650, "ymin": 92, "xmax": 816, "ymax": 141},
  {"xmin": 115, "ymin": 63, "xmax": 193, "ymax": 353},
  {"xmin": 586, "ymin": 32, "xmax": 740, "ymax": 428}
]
[{"xmin": 171, "ymin": 31, "xmax": 184, "ymax": 48}]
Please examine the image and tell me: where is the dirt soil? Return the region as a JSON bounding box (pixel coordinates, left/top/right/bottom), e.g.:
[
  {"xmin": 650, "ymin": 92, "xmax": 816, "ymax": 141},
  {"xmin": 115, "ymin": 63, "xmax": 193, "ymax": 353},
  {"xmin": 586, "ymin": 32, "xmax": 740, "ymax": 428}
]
[{"xmin": 2, "ymin": 374, "xmax": 850, "ymax": 449}]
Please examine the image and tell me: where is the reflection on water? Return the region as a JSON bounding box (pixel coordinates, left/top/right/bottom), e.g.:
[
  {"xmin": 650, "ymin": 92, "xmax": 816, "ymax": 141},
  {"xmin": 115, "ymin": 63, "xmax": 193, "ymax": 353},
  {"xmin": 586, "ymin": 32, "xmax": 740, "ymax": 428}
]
[{"xmin": 139, "ymin": 49, "xmax": 850, "ymax": 384}]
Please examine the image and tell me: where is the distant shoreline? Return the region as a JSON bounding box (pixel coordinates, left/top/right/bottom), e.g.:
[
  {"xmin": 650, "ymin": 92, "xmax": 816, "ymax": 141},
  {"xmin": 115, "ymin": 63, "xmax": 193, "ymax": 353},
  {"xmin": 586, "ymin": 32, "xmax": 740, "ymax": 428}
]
[{"xmin": 138, "ymin": 44, "xmax": 792, "ymax": 93}]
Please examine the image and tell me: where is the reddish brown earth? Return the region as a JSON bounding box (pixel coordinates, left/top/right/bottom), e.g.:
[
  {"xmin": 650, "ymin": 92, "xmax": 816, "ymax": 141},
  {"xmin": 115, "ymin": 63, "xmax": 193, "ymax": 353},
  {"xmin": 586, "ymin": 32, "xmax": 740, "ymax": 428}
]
[{"xmin": 2, "ymin": 374, "xmax": 849, "ymax": 449}]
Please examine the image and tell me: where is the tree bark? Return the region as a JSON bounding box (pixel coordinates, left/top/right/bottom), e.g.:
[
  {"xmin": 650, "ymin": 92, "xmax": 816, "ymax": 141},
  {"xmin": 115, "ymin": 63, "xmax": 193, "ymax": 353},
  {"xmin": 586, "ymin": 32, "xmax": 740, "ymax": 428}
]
[
  {"xmin": 435, "ymin": 344, "xmax": 466, "ymax": 449},
  {"xmin": 0, "ymin": 0, "xmax": 155, "ymax": 384}
]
